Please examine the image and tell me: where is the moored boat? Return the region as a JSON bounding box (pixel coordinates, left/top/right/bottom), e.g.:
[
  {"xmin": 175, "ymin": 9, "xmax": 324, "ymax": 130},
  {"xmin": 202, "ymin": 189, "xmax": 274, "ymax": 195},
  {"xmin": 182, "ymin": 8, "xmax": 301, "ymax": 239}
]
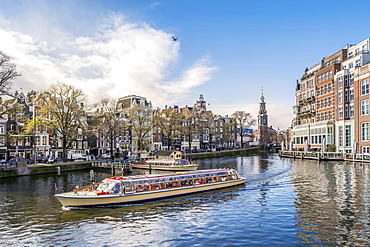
[
  {"xmin": 54, "ymin": 168, "xmax": 246, "ymax": 207},
  {"xmin": 132, "ymin": 159, "xmax": 198, "ymax": 171}
]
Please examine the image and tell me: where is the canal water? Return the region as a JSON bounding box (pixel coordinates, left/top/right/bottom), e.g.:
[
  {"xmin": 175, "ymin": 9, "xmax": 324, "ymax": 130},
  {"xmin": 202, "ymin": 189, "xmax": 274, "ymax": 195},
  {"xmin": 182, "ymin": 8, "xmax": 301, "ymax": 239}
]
[{"xmin": 1, "ymin": 154, "xmax": 370, "ymax": 246}]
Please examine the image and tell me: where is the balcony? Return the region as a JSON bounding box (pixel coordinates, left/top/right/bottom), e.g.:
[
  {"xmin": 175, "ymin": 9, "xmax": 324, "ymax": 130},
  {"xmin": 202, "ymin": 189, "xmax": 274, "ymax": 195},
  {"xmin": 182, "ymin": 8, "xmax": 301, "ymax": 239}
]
[
  {"xmin": 298, "ymin": 96, "xmax": 315, "ymax": 105},
  {"xmin": 297, "ymin": 109, "xmax": 315, "ymax": 117}
]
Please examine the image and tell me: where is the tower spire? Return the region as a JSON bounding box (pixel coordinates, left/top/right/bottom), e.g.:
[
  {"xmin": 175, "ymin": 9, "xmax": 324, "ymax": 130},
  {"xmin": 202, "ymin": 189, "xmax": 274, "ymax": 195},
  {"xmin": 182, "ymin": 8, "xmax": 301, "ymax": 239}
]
[
  {"xmin": 260, "ymin": 86, "xmax": 265, "ymax": 102},
  {"xmin": 258, "ymin": 88, "xmax": 269, "ymax": 145}
]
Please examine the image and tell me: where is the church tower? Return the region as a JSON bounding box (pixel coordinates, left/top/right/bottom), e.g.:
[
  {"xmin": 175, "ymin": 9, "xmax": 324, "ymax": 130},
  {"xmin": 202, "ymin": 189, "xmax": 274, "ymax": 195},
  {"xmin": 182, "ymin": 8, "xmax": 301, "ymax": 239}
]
[
  {"xmin": 258, "ymin": 91, "xmax": 270, "ymax": 145},
  {"xmin": 196, "ymin": 94, "xmax": 207, "ymax": 112}
]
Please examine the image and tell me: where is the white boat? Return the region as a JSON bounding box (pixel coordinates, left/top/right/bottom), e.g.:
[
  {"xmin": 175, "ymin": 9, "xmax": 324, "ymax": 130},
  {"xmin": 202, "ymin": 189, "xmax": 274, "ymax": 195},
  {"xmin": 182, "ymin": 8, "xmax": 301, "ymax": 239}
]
[
  {"xmin": 132, "ymin": 159, "xmax": 198, "ymax": 171},
  {"xmin": 54, "ymin": 168, "xmax": 246, "ymax": 207}
]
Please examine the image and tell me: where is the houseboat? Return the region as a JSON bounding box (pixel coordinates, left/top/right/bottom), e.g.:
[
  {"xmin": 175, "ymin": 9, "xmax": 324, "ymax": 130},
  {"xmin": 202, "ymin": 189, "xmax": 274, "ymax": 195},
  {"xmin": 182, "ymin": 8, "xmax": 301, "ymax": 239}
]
[
  {"xmin": 54, "ymin": 168, "xmax": 246, "ymax": 207},
  {"xmin": 132, "ymin": 159, "xmax": 198, "ymax": 171}
]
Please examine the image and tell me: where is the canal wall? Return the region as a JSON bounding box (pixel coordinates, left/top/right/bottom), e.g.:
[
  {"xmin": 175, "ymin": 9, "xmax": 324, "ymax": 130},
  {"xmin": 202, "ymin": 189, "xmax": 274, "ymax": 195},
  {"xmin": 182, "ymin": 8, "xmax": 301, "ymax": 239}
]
[
  {"xmin": 184, "ymin": 147, "xmax": 260, "ymax": 160},
  {"xmin": 0, "ymin": 148, "xmax": 263, "ymax": 178},
  {"xmin": 0, "ymin": 161, "xmax": 92, "ymax": 179}
]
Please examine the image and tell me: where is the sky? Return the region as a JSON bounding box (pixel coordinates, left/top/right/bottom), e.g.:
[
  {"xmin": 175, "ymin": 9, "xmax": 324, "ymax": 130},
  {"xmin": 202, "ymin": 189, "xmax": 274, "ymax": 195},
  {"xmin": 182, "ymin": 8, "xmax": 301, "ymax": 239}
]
[{"xmin": 1, "ymin": 0, "xmax": 370, "ymax": 130}]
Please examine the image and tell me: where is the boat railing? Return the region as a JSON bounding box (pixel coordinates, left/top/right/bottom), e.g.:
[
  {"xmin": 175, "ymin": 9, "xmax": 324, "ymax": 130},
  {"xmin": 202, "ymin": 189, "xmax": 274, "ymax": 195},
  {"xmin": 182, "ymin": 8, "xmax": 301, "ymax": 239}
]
[
  {"xmin": 279, "ymin": 151, "xmax": 346, "ymax": 160},
  {"xmin": 92, "ymin": 160, "xmax": 132, "ymax": 170},
  {"xmin": 122, "ymin": 170, "xmax": 241, "ymax": 194}
]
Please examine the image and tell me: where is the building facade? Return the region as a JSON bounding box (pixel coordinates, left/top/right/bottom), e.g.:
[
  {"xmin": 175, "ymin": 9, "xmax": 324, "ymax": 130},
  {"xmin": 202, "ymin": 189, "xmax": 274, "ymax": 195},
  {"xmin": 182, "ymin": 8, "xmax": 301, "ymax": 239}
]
[{"xmin": 293, "ymin": 38, "xmax": 370, "ymax": 153}]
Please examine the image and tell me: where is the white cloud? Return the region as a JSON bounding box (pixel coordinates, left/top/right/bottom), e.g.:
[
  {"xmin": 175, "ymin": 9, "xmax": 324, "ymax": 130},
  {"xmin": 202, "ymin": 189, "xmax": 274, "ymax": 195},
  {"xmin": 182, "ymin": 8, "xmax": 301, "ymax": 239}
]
[
  {"xmin": 0, "ymin": 13, "xmax": 216, "ymax": 107},
  {"xmin": 147, "ymin": 2, "xmax": 161, "ymax": 10}
]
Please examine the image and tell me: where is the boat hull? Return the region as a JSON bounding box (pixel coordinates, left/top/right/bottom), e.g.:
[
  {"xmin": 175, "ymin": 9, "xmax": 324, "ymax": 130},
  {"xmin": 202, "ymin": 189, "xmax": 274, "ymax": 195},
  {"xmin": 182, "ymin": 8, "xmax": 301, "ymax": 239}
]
[
  {"xmin": 132, "ymin": 164, "xmax": 198, "ymax": 171},
  {"xmin": 55, "ymin": 178, "xmax": 246, "ymax": 207}
]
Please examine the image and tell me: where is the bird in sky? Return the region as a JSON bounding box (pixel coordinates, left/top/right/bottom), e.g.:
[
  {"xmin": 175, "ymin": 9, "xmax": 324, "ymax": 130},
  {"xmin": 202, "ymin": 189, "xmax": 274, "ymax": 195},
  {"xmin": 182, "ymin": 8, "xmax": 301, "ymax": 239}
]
[{"xmin": 172, "ymin": 36, "xmax": 178, "ymax": 41}]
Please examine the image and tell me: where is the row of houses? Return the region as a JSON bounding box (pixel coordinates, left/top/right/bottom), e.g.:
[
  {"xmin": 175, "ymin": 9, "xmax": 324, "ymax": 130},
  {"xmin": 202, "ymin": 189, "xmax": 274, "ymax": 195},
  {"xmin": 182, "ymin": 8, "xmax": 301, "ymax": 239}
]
[
  {"xmin": 0, "ymin": 93, "xmax": 258, "ymax": 161},
  {"xmin": 292, "ymin": 38, "xmax": 370, "ymax": 154}
]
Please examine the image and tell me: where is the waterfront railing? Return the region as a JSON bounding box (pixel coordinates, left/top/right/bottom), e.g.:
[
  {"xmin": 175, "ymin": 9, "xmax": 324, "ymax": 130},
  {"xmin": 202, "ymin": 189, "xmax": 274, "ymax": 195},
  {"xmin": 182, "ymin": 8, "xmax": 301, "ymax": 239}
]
[{"xmin": 279, "ymin": 150, "xmax": 370, "ymax": 162}]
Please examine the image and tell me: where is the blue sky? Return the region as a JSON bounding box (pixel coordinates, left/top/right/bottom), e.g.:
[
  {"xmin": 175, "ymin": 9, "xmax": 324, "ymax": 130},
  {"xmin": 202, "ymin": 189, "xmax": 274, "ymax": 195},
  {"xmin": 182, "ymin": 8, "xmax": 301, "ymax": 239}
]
[{"xmin": 1, "ymin": 0, "xmax": 370, "ymax": 129}]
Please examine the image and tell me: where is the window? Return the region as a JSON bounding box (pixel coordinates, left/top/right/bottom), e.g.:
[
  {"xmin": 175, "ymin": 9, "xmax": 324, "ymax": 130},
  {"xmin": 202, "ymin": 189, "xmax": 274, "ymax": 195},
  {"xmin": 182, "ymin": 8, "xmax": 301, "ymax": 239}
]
[
  {"xmin": 349, "ymin": 74, "xmax": 354, "ymax": 85},
  {"xmin": 345, "ymin": 106, "xmax": 349, "ymax": 118},
  {"xmin": 345, "ymin": 89, "xmax": 349, "ymax": 102},
  {"xmin": 356, "ymin": 59, "xmax": 361, "ymax": 67},
  {"xmin": 363, "ymin": 146, "xmax": 369, "ymax": 154},
  {"xmin": 345, "ymin": 125, "xmax": 352, "ymax": 147},
  {"xmin": 345, "ymin": 75, "xmax": 349, "ymax": 87},
  {"xmin": 349, "ymin": 63, "xmax": 353, "ymax": 69},
  {"xmin": 350, "ymin": 89, "xmax": 354, "ymax": 101},
  {"xmin": 362, "ymin": 123, "xmax": 369, "ymax": 141},
  {"xmin": 350, "ymin": 105, "xmax": 354, "ymax": 117},
  {"xmin": 329, "ymin": 70, "xmax": 332, "ymax": 78},
  {"xmin": 339, "ymin": 126, "xmax": 343, "ymax": 146},
  {"xmin": 362, "ymin": 100, "xmax": 369, "ymax": 115},
  {"xmin": 338, "ymin": 76, "xmax": 343, "ymax": 88},
  {"xmin": 339, "ymin": 107, "xmax": 343, "ymax": 118},
  {"xmin": 361, "ymin": 79, "xmax": 369, "ymax": 95},
  {"xmin": 338, "ymin": 92, "xmax": 343, "ymax": 104}
]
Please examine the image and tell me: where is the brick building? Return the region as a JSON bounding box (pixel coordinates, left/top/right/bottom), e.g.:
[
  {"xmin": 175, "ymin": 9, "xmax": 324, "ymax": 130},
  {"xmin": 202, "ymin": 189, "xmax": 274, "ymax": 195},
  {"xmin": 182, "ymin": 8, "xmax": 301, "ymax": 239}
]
[{"xmin": 293, "ymin": 38, "xmax": 370, "ymax": 153}]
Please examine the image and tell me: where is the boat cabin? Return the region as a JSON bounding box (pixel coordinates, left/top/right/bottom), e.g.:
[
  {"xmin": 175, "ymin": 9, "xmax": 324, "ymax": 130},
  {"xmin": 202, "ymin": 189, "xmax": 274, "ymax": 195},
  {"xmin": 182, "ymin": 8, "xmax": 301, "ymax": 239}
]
[
  {"xmin": 95, "ymin": 169, "xmax": 240, "ymax": 195},
  {"xmin": 143, "ymin": 159, "xmax": 191, "ymax": 166},
  {"xmin": 153, "ymin": 150, "xmax": 182, "ymax": 160}
]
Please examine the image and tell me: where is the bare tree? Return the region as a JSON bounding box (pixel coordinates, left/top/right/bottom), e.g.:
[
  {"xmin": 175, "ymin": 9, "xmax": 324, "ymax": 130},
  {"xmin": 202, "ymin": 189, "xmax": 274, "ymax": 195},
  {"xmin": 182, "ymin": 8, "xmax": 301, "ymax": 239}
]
[
  {"xmin": 158, "ymin": 108, "xmax": 183, "ymax": 150},
  {"xmin": 42, "ymin": 82, "xmax": 87, "ymax": 161},
  {"xmin": 231, "ymin": 111, "xmax": 256, "ymax": 148},
  {"xmin": 93, "ymin": 98, "xmax": 126, "ymax": 159},
  {"xmin": 125, "ymin": 104, "xmax": 153, "ymax": 151},
  {"xmin": 0, "ymin": 52, "xmax": 21, "ymax": 96},
  {"xmin": 182, "ymin": 109, "xmax": 198, "ymax": 152},
  {"xmin": 202, "ymin": 113, "xmax": 221, "ymax": 151}
]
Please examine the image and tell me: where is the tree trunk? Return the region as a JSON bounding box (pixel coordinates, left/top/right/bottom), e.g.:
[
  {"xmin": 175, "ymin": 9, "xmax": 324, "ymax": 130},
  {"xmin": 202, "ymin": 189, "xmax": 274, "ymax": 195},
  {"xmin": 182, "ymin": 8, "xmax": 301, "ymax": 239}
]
[
  {"xmin": 62, "ymin": 136, "xmax": 68, "ymax": 162},
  {"xmin": 188, "ymin": 135, "xmax": 192, "ymax": 153}
]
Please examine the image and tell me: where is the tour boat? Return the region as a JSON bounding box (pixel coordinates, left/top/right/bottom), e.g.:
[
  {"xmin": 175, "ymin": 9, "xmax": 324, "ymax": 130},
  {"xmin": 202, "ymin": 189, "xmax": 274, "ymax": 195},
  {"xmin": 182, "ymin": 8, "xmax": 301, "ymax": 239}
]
[
  {"xmin": 54, "ymin": 168, "xmax": 246, "ymax": 207},
  {"xmin": 132, "ymin": 159, "xmax": 198, "ymax": 171}
]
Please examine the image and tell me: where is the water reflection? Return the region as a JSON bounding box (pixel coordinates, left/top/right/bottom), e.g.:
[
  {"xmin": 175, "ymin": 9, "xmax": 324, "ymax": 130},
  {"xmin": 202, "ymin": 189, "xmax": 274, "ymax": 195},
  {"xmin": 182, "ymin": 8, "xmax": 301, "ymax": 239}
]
[
  {"xmin": 1, "ymin": 154, "xmax": 370, "ymax": 246},
  {"xmin": 292, "ymin": 159, "xmax": 370, "ymax": 246}
]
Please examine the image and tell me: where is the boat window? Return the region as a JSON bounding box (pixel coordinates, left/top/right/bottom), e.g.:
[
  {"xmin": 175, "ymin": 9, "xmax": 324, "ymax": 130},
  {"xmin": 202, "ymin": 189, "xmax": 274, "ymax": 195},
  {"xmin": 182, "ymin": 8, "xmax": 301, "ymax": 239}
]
[
  {"xmin": 125, "ymin": 186, "xmax": 135, "ymax": 193},
  {"xmin": 96, "ymin": 179, "xmax": 121, "ymax": 193}
]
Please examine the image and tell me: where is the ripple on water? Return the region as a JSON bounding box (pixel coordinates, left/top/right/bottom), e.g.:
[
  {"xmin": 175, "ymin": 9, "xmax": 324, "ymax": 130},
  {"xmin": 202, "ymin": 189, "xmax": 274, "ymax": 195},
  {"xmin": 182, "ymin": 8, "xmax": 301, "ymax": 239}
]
[{"xmin": 2, "ymin": 155, "xmax": 370, "ymax": 246}]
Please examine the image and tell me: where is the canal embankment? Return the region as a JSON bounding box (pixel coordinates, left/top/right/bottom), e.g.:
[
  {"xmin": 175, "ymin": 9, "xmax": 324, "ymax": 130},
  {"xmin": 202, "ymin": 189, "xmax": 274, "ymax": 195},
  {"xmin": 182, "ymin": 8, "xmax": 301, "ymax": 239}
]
[
  {"xmin": 0, "ymin": 161, "xmax": 92, "ymax": 178},
  {"xmin": 279, "ymin": 150, "xmax": 370, "ymax": 162},
  {"xmin": 0, "ymin": 147, "xmax": 262, "ymax": 178},
  {"xmin": 184, "ymin": 147, "xmax": 259, "ymax": 160}
]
